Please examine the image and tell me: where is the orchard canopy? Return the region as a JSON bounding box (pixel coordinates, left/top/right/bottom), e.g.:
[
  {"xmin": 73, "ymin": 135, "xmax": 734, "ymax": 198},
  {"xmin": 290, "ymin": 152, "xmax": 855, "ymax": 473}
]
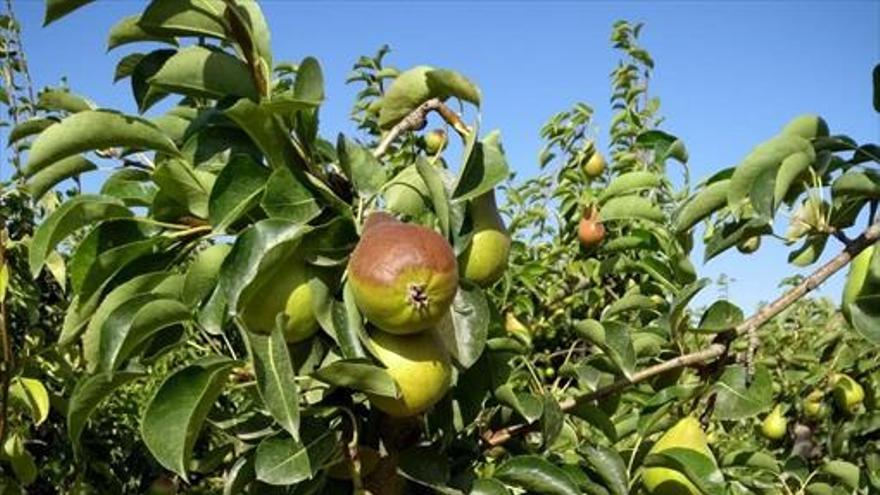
[{"xmin": 0, "ymin": 1, "xmax": 878, "ymax": 494}]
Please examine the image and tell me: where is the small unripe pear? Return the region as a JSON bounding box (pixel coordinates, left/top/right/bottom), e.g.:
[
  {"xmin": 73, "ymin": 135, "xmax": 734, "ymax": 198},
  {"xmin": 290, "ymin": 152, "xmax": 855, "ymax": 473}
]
[
  {"xmin": 761, "ymin": 405, "xmax": 787, "ymax": 440},
  {"xmin": 737, "ymin": 236, "xmax": 761, "ymax": 254},
  {"xmin": 584, "ymin": 151, "xmax": 606, "ymax": 178},
  {"xmin": 803, "ymin": 390, "xmax": 827, "ymax": 420},
  {"xmin": 831, "ymin": 373, "xmax": 865, "ymax": 414},
  {"xmin": 423, "ymin": 129, "xmax": 448, "ymax": 155}
]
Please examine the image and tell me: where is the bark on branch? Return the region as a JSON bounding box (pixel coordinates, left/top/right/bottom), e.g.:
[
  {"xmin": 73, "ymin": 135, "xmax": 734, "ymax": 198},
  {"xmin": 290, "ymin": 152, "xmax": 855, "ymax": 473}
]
[
  {"xmin": 373, "ymin": 98, "xmax": 470, "ymax": 158},
  {"xmin": 483, "ymin": 220, "xmax": 880, "ymax": 447}
]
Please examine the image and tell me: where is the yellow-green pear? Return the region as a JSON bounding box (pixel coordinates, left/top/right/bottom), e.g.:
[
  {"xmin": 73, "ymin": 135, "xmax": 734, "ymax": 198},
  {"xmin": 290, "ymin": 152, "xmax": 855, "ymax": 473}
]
[
  {"xmin": 459, "ymin": 191, "xmax": 511, "ymax": 287},
  {"xmin": 239, "ymin": 256, "xmax": 319, "ymax": 343},
  {"xmin": 803, "ymin": 390, "xmax": 827, "ymax": 420},
  {"xmin": 841, "ymin": 245, "xmax": 876, "ymax": 322},
  {"xmin": 761, "ymin": 405, "xmax": 787, "ymax": 440},
  {"xmin": 642, "ymin": 417, "xmax": 716, "ymax": 495},
  {"xmin": 831, "ymin": 373, "xmax": 865, "ymax": 414},
  {"xmin": 423, "ymin": 129, "xmax": 448, "ymax": 155},
  {"xmin": 584, "ymin": 151, "xmax": 606, "ymax": 178}
]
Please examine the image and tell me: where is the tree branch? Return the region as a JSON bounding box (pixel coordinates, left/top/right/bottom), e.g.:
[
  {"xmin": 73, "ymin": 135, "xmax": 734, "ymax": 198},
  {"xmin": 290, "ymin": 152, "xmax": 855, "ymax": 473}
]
[
  {"xmin": 482, "ymin": 220, "xmax": 880, "ymax": 447},
  {"xmin": 373, "ymin": 98, "xmax": 470, "ymax": 158}
]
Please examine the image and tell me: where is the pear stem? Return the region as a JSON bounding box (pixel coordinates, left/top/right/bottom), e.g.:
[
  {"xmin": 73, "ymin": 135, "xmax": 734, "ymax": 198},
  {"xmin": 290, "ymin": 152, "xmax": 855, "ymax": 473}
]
[
  {"xmin": 373, "ymin": 98, "xmax": 471, "ymax": 159},
  {"xmin": 482, "ymin": 220, "xmax": 880, "ymax": 447}
]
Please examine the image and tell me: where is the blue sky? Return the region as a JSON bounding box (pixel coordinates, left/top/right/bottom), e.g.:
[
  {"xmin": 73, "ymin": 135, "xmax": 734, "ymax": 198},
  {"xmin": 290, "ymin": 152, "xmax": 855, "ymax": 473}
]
[{"xmin": 6, "ymin": 1, "xmax": 879, "ymax": 311}]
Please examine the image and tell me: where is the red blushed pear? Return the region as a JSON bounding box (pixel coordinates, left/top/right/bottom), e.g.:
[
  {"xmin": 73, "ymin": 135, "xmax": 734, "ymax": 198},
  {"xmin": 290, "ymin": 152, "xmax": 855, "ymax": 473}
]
[
  {"xmin": 578, "ymin": 206, "xmax": 605, "ymax": 248},
  {"xmin": 348, "ymin": 212, "xmax": 458, "ymax": 334}
]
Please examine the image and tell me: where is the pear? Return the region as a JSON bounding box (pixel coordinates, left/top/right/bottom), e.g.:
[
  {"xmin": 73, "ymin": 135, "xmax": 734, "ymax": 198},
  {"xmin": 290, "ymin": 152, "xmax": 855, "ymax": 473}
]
[
  {"xmin": 737, "ymin": 236, "xmax": 761, "ymax": 254},
  {"xmin": 423, "ymin": 129, "xmax": 448, "ymax": 155},
  {"xmin": 459, "ymin": 191, "xmax": 511, "ymax": 287},
  {"xmin": 803, "ymin": 390, "xmax": 827, "ymax": 420},
  {"xmin": 761, "ymin": 405, "xmax": 787, "ymax": 440},
  {"xmin": 584, "ymin": 151, "xmax": 606, "ymax": 178},
  {"xmin": 831, "ymin": 373, "xmax": 865, "ymax": 414},
  {"xmin": 642, "ymin": 417, "xmax": 716, "ymax": 495}
]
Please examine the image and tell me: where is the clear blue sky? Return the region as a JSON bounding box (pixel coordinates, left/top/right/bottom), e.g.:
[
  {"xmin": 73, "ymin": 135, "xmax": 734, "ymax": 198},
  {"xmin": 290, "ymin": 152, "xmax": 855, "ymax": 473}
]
[{"xmin": 7, "ymin": 1, "xmax": 880, "ymax": 311}]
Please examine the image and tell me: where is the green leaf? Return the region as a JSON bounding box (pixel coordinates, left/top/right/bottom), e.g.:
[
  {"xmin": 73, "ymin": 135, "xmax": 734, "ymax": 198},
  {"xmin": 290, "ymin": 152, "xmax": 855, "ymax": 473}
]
[
  {"xmin": 36, "ymin": 89, "xmax": 94, "ymax": 113},
  {"xmin": 788, "ymin": 235, "xmax": 829, "ymax": 267},
  {"xmin": 416, "ymin": 156, "xmax": 451, "ymax": 236},
  {"xmin": 25, "ymin": 110, "xmax": 179, "ymax": 177},
  {"xmin": 3, "ymin": 433, "xmax": 36, "ymax": 486},
  {"xmin": 600, "ymin": 195, "xmax": 664, "ymax": 223},
  {"xmin": 294, "ymin": 56, "xmax": 324, "ymax": 104},
  {"xmin": 183, "ymin": 244, "xmax": 232, "ymax": 307},
  {"xmin": 849, "ymin": 294, "xmax": 880, "ymax": 345},
  {"xmin": 727, "ymin": 135, "xmax": 812, "ymax": 209},
  {"xmin": 150, "ymin": 46, "xmax": 259, "ymax": 101},
  {"xmin": 583, "ymin": 446, "xmax": 628, "ymax": 495},
  {"xmin": 603, "ymin": 293, "xmax": 657, "ymax": 319},
  {"xmin": 574, "ymin": 319, "xmax": 635, "ymax": 379},
  {"xmin": 67, "ymin": 371, "xmax": 142, "ymax": 456},
  {"xmin": 114, "ymin": 53, "xmax": 145, "ymax": 82},
  {"xmin": 8, "ymin": 378, "xmax": 49, "ymax": 426},
  {"xmin": 260, "ymin": 167, "xmax": 320, "ymax": 223},
  {"xmin": 311, "ymin": 359, "xmax": 399, "ymax": 397},
  {"xmin": 313, "ymin": 280, "xmax": 366, "ymax": 359},
  {"xmin": 774, "ymin": 151, "xmax": 813, "ymax": 209},
  {"xmin": 713, "ymin": 365, "xmax": 773, "ymax": 420},
  {"xmin": 426, "ymin": 69, "xmax": 481, "ymax": 106},
  {"xmin": 44, "ymin": 0, "xmax": 95, "ymax": 25},
  {"xmin": 666, "ymin": 278, "xmax": 711, "ymax": 338},
  {"xmin": 152, "ymin": 158, "xmax": 215, "ymax": 220},
  {"xmin": 821, "ymin": 460, "xmax": 859, "ymax": 490},
  {"xmin": 493, "ymin": 385, "xmax": 543, "ymax": 424},
  {"xmin": 437, "ymin": 283, "xmax": 489, "ymax": 369},
  {"xmin": 452, "ymin": 131, "xmax": 510, "ymax": 202},
  {"xmin": 599, "ymin": 171, "xmax": 662, "ymax": 203},
  {"xmin": 142, "ymin": 356, "xmax": 236, "ymax": 477},
  {"xmin": 378, "ymin": 66, "xmax": 480, "ymax": 129},
  {"xmin": 384, "ymin": 165, "xmax": 431, "ymax": 218},
  {"xmin": 209, "ymin": 154, "xmax": 270, "ymax": 232},
  {"xmin": 25, "ymin": 155, "xmax": 97, "ymax": 201},
  {"xmin": 108, "ymin": 15, "xmax": 177, "ymax": 51},
  {"xmin": 131, "ymin": 49, "xmax": 175, "ymax": 113},
  {"xmin": 98, "ymin": 294, "xmax": 190, "ymax": 371},
  {"xmin": 471, "ymin": 478, "xmax": 510, "ymax": 495},
  {"xmin": 139, "ymin": 0, "xmax": 227, "ymax": 39},
  {"xmin": 254, "ymin": 429, "xmax": 339, "ymax": 486},
  {"xmin": 225, "ymin": 98, "xmax": 305, "ymax": 171},
  {"xmin": 643, "ymin": 448, "xmax": 725, "ymax": 495},
  {"xmin": 494, "ymin": 455, "xmax": 580, "ymax": 495},
  {"xmin": 337, "ymin": 135, "xmax": 386, "ymax": 195},
  {"xmin": 247, "ymin": 326, "xmax": 301, "ymax": 440},
  {"xmin": 100, "ymin": 169, "xmax": 156, "ymax": 207},
  {"xmin": 540, "ymin": 395, "xmax": 564, "ymax": 448},
  {"xmin": 77, "ymin": 237, "xmax": 165, "ymax": 306},
  {"xmin": 832, "ymin": 170, "xmax": 880, "ymax": 200},
  {"xmin": 697, "ymin": 301, "xmax": 744, "ymax": 333},
  {"xmin": 7, "ymin": 118, "xmax": 56, "ymax": 146},
  {"xmin": 704, "ymin": 218, "xmax": 772, "ymax": 262},
  {"xmin": 218, "ymin": 219, "xmax": 312, "ymax": 314},
  {"xmin": 28, "ymin": 195, "xmax": 131, "ymax": 277},
  {"xmin": 674, "ymin": 179, "xmax": 730, "ymax": 233}
]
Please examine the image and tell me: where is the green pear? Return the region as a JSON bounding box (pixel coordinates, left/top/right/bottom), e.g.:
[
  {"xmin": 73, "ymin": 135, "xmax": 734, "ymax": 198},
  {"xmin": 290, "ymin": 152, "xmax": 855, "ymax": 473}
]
[
  {"xmin": 642, "ymin": 417, "xmax": 716, "ymax": 495},
  {"xmin": 841, "ymin": 245, "xmax": 876, "ymax": 322},
  {"xmin": 423, "ymin": 129, "xmax": 448, "ymax": 155},
  {"xmin": 761, "ymin": 405, "xmax": 787, "ymax": 440},
  {"xmin": 831, "ymin": 373, "xmax": 865, "ymax": 414},
  {"xmin": 459, "ymin": 191, "xmax": 511, "ymax": 287},
  {"xmin": 803, "ymin": 390, "xmax": 827, "ymax": 420},
  {"xmin": 239, "ymin": 255, "xmax": 319, "ymax": 343}
]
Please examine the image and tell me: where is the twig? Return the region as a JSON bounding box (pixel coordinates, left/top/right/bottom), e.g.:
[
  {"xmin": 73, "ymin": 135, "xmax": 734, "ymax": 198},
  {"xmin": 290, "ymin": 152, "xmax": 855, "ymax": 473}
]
[
  {"xmin": 482, "ymin": 220, "xmax": 880, "ymax": 447},
  {"xmin": 373, "ymin": 98, "xmax": 470, "ymax": 158}
]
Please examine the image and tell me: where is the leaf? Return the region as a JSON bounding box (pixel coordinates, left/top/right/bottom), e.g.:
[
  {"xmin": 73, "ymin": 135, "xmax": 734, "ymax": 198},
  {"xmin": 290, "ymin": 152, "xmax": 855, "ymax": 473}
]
[
  {"xmin": 416, "ymin": 156, "xmax": 451, "ymax": 236},
  {"xmin": 100, "ymin": 168, "xmax": 156, "ymax": 207},
  {"xmin": 261, "ymin": 167, "xmax": 321, "ymax": 223},
  {"xmin": 573, "ymin": 320, "xmax": 635, "ymax": 378},
  {"xmin": 703, "ymin": 218, "xmax": 772, "ymax": 262},
  {"xmin": 141, "ymin": 355, "xmax": 236, "ymax": 477},
  {"xmin": 225, "ymin": 98, "xmax": 305, "ymax": 171},
  {"xmin": 643, "ymin": 448, "xmax": 725, "ymax": 495},
  {"xmin": 8, "ymin": 378, "xmax": 49, "ymax": 426},
  {"xmin": 727, "ymin": 135, "xmax": 812, "ymax": 209},
  {"xmin": 28, "ymin": 195, "xmax": 131, "ymax": 277},
  {"xmin": 131, "ymin": 49, "xmax": 175, "ymax": 113},
  {"xmin": 821, "ymin": 460, "xmax": 859, "ymax": 490},
  {"xmin": 665, "ymin": 278, "xmax": 711, "ymax": 338},
  {"xmin": 182, "ymin": 244, "xmax": 232, "ymax": 307},
  {"xmin": 3, "ymin": 433, "xmax": 36, "ymax": 486},
  {"xmin": 600, "ymin": 195, "xmax": 664, "ymax": 223},
  {"xmin": 774, "ymin": 151, "xmax": 813, "ymax": 209},
  {"xmin": 98, "ymin": 295, "xmax": 190, "ymax": 371},
  {"xmin": 337, "ymin": 135, "xmax": 386, "ymax": 195},
  {"xmin": 603, "ymin": 293, "xmax": 657, "ymax": 319},
  {"xmin": 7, "ymin": 118, "xmax": 56, "ymax": 145},
  {"xmin": 583, "ymin": 446, "xmax": 628, "ymax": 495},
  {"xmin": 294, "ymin": 56, "xmax": 324, "ymax": 104},
  {"xmin": 494, "ymin": 455, "xmax": 580, "ymax": 495},
  {"xmin": 217, "ymin": 219, "xmax": 312, "ymax": 314},
  {"xmin": 436, "ymin": 283, "xmax": 489, "ymax": 369},
  {"xmin": 788, "ymin": 235, "xmax": 829, "ymax": 267},
  {"xmin": 247, "ymin": 326, "xmax": 300, "ymax": 440},
  {"xmin": 637, "ymin": 130, "xmax": 688, "ymax": 164},
  {"xmin": 209, "ymin": 154, "xmax": 270, "ymax": 232},
  {"xmin": 471, "ymin": 479, "xmax": 510, "ymax": 495},
  {"xmin": 493, "ymin": 385, "xmax": 543, "ymax": 424},
  {"xmin": 67, "ymin": 371, "xmax": 142, "ymax": 456},
  {"xmin": 36, "ymin": 89, "xmax": 94, "ymax": 114},
  {"xmin": 599, "ymin": 171, "xmax": 663, "ymax": 203},
  {"xmin": 254, "ymin": 429, "xmax": 339, "ymax": 486},
  {"xmin": 697, "ymin": 300, "xmax": 744, "ymax": 333},
  {"xmin": 674, "ymin": 179, "xmax": 730, "ymax": 233},
  {"xmin": 312, "ymin": 359, "xmax": 399, "ymax": 397},
  {"xmin": 44, "ymin": 0, "xmax": 95, "ymax": 25},
  {"xmin": 452, "ymin": 131, "xmax": 510, "ymax": 202},
  {"xmin": 149, "ymin": 46, "xmax": 259, "ymax": 101},
  {"xmin": 152, "ymin": 158, "xmax": 215, "ymax": 219},
  {"xmin": 540, "ymin": 395, "xmax": 564, "ymax": 447},
  {"xmin": 25, "ymin": 155, "xmax": 97, "ymax": 201},
  {"xmin": 832, "ymin": 170, "xmax": 880, "ymax": 199},
  {"xmin": 108, "ymin": 15, "xmax": 177, "ymax": 51},
  {"xmin": 425, "ymin": 69, "xmax": 481, "ymax": 106},
  {"xmin": 139, "ymin": 0, "xmax": 227, "ymax": 39},
  {"xmin": 713, "ymin": 365, "xmax": 773, "ymax": 420},
  {"xmin": 849, "ymin": 294, "xmax": 880, "ymax": 345},
  {"xmin": 24, "ymin": 110, "xmax": 179, "ymax": 177}
]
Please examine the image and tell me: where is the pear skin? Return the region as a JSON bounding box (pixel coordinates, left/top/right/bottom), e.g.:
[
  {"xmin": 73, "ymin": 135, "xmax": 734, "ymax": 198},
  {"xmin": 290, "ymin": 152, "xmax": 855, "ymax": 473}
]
[
  {"xmin": 459, "ymin": 191, "xmax": 511, "ymax": 287},
  {"xmin": 642, "ymin": 417, "xmax": 716, "ymax": 495}
]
